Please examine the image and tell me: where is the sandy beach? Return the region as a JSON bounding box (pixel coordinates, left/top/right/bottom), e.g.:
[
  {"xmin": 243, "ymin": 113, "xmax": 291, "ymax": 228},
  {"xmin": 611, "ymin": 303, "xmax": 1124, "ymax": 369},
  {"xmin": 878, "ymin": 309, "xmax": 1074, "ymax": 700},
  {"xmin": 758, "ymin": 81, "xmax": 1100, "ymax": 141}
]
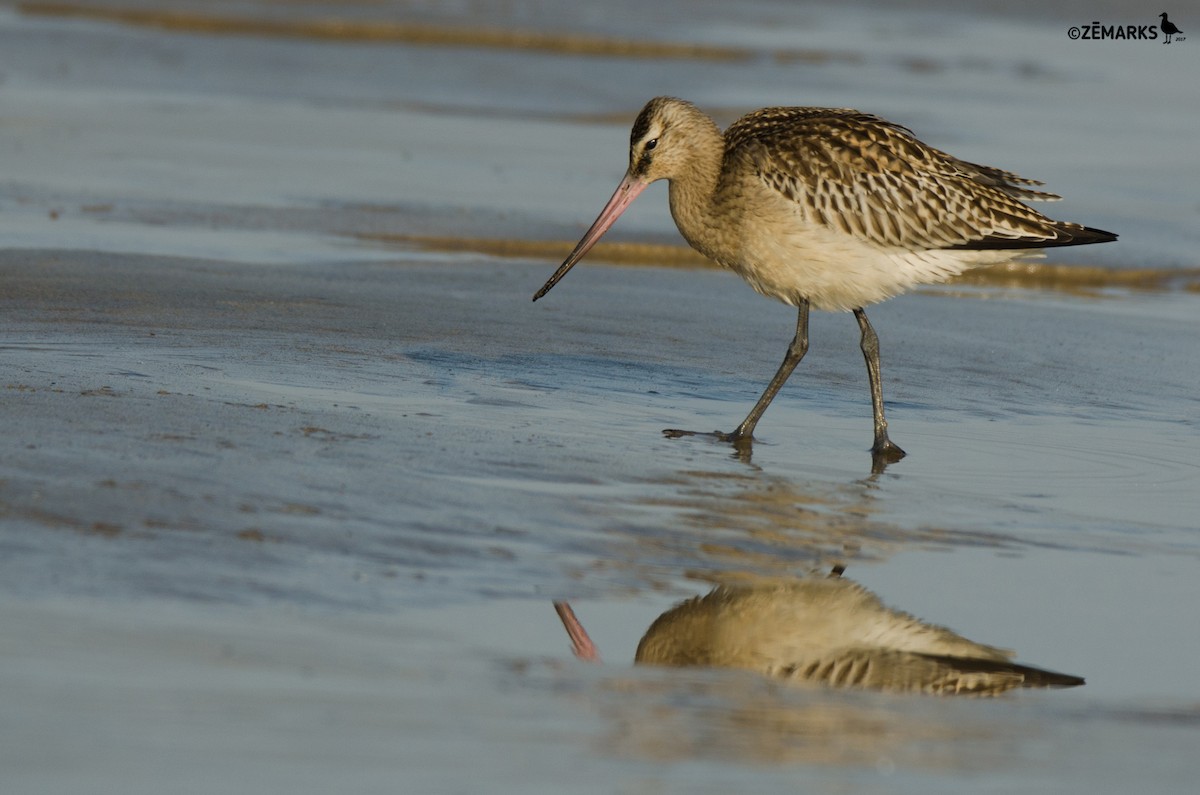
[{"xmin": 2, "ymin": 1, "xmax": 1198, "ymax": 793}]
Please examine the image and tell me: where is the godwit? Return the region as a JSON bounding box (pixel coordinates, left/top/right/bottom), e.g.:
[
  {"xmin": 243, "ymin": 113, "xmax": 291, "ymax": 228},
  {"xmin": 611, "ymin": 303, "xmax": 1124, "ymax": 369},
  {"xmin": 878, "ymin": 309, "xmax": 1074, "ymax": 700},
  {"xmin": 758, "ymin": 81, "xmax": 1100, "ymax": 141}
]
[
  {"xmin": 555, "ymin": 574, "xmax": 1084, "ymax": 695},
  {"xmin": 1159, "ymin": 13, "xmax": 1181, "ymax": 43},
  {"xmin": 533, "ymin": 97, "xmax": 1116, "ymax": 466}
]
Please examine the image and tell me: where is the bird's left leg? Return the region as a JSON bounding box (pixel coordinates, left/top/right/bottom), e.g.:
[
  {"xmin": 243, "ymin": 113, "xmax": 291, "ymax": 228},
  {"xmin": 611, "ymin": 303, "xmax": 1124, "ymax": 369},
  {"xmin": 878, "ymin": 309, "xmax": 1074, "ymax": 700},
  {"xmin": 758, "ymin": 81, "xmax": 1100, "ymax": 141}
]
[
  {"xmin": 853, "ymin": 308, "xmax": 906, "ymax": 466},
  {"xmin": 724, "ymin": 299, "xmax": 811, "ymax": 444}
]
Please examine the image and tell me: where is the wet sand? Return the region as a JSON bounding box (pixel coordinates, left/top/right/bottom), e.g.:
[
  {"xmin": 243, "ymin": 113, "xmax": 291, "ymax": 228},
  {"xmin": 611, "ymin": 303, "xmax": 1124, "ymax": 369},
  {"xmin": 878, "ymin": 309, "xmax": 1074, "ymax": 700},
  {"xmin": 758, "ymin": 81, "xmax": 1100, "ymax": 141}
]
[
  {"xmin": 2, "ymin": 1, "xmax": 1199, "ymax": 793},
  {"xmin": 4, "ymin": 249, "xmax": 1199, "ymax": 791}
]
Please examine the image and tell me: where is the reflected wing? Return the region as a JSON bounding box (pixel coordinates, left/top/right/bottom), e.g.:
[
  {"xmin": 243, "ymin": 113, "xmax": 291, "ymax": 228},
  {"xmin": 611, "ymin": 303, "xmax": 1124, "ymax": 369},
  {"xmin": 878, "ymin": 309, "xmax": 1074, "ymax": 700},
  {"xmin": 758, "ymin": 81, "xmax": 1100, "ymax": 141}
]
[{"xmin": 768, "ymin": 648, "xmax": 1084, "ymax": 695}]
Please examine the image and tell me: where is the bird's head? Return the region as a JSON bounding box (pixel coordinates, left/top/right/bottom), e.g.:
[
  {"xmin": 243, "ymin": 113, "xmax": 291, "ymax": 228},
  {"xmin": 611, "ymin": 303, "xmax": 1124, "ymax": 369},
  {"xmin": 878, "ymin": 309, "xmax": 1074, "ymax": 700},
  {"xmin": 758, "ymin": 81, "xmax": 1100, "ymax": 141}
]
[{"xmin": 627, "ymin": 96, "xmax": 716, "ymax": 183}]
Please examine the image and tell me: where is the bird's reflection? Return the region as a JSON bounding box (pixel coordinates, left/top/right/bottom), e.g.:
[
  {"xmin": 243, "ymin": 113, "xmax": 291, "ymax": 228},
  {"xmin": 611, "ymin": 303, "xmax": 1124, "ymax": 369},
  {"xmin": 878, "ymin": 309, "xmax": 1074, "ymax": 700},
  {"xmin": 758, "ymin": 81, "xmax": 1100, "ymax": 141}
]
[{"xmin": 555, "ymin": 571, "xmax": 1082, "ymax": 695}]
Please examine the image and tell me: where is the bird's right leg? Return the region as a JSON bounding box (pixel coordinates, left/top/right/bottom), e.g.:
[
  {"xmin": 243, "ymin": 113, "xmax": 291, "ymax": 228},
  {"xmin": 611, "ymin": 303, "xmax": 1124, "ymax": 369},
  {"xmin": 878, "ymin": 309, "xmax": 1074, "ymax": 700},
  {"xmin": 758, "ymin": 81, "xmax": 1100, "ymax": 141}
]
[
  {"xmin": 723, "ymin": 300, "xmax": 810, "ymax": 443},
  {"xmin": 853, "ymin": 308, "xmax": 906, "ymax": 469}
]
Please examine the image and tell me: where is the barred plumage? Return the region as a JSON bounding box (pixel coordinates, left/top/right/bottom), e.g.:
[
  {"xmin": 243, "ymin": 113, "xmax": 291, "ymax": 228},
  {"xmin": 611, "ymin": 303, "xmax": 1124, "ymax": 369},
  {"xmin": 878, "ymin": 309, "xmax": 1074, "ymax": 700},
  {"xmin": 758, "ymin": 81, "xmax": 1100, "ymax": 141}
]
[{"xmin": 726, "ymin": 107, "xmax": 1094, "ymax": 250}]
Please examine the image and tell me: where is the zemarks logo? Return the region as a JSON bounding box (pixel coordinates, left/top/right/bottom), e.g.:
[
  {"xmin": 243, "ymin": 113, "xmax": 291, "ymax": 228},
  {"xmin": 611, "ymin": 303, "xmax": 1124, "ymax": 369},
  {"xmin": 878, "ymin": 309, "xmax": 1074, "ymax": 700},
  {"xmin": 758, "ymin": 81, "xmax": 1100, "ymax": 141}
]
[{"xmin": 1068, "ymin": 13, "xmax": 1185, "ymax": 43}]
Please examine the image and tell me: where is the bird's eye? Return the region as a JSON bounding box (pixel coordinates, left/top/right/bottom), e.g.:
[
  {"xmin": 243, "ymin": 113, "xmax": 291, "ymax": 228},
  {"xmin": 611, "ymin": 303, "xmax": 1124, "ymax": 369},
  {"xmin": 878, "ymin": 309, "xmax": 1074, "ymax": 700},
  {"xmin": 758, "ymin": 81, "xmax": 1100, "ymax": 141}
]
[{"xmin": 645, "ymin": 138, "xmax": 659, "ymax": 151}]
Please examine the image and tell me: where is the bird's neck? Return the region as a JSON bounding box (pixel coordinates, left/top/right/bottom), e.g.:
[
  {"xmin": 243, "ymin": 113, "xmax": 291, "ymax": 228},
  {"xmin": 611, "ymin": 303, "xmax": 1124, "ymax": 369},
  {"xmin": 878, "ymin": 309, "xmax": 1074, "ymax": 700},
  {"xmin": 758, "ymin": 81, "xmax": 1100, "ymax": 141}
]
[{"xmin": 666, "ymin": 120, "xmax": 726, "ymax": 258}]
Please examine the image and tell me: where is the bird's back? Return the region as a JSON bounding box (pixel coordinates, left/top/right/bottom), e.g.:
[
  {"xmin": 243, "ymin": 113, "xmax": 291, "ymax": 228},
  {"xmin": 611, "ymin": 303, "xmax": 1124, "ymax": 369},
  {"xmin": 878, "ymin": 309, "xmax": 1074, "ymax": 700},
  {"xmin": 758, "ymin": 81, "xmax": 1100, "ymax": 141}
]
[{"xmin": 720, "ymin": 106, "xmax": 1114, "ymax": 253}]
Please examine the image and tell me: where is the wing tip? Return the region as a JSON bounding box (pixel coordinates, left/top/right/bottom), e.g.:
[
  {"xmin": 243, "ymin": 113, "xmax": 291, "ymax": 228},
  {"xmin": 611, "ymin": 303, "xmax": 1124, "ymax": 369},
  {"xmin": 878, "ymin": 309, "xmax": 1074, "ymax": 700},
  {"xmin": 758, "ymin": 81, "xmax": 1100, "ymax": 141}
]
[{"xmin": 950, "ymin": 223, "xmax": 1117, "ymax": 251}]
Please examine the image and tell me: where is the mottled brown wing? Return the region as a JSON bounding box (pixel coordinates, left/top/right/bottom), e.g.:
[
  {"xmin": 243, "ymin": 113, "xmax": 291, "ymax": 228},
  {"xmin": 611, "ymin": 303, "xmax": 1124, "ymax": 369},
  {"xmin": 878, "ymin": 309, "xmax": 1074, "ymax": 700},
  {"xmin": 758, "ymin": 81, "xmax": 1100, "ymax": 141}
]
[{"xmin": 725, "ymin": 107, "xmax": 1101, "ymax": 251}]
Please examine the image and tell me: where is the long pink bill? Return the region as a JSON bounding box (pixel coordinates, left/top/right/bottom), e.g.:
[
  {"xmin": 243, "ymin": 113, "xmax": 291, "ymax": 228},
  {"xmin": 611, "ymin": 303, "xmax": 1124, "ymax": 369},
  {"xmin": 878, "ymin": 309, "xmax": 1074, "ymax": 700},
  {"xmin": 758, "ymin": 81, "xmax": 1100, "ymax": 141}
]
[
  {"xmin": 552, "ymin": 601, "xmax": 601, "ymax": 662},
  {"xmin": 532, "ymin": 172, "xmax": 649, "ymax": 301}
]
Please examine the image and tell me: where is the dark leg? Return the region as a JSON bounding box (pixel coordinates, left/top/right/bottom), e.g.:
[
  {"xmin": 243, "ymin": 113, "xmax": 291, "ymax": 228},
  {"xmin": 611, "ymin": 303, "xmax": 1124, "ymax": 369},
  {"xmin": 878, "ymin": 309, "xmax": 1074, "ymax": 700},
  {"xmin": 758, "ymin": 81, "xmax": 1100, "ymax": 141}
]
[
  {"xmin": 853, "ymin": 308, "xmax": 906, "ymax": 467},
  {"xmin": 724, "ymin": 300, "xmax": 811, "ymax": 444}
]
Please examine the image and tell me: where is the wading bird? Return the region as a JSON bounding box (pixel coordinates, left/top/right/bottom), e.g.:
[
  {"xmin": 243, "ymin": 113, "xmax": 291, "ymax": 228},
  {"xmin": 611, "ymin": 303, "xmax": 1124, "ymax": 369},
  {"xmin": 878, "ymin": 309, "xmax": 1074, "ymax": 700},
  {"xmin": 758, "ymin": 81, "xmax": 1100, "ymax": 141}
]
[{"xmin": 533, "ymin": 97, "xmax": 1116, "ymax": 467}]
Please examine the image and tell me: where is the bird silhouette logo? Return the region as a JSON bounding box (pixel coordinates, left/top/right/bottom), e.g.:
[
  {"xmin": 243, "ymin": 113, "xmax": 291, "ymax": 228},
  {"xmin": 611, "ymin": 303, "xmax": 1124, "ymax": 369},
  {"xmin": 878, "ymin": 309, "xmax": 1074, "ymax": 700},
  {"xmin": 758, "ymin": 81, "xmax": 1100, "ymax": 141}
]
[{"xmin": 1159, "ymin": 12, "xmax": 1182, "ymax": 43}]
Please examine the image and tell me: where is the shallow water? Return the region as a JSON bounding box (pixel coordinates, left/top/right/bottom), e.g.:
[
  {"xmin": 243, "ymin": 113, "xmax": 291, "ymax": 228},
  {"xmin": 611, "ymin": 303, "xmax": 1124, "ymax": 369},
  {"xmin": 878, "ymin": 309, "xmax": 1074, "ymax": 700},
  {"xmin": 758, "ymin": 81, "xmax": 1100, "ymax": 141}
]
[{"xmin": 1, "ymin": 1, "xmax": 1198, "ymax": 793}]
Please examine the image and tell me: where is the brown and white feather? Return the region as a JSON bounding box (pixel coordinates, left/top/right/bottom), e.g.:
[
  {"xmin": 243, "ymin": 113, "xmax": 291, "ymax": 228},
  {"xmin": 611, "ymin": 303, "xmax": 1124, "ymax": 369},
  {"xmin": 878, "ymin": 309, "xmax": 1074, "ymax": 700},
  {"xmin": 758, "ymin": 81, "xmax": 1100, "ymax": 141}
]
[{"xmin": 723, "ymin": 107, "xmax": 1087, "ymax": 252}]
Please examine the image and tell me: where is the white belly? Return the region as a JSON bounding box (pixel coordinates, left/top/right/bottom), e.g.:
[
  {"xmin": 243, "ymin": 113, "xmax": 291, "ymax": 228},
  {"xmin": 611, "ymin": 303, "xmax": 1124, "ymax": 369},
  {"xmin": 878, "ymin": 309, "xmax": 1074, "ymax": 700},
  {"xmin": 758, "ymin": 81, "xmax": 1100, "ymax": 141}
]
[{"xmin": 677, "ymin": 189, "xmax": 1022, "ymax": 312}]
